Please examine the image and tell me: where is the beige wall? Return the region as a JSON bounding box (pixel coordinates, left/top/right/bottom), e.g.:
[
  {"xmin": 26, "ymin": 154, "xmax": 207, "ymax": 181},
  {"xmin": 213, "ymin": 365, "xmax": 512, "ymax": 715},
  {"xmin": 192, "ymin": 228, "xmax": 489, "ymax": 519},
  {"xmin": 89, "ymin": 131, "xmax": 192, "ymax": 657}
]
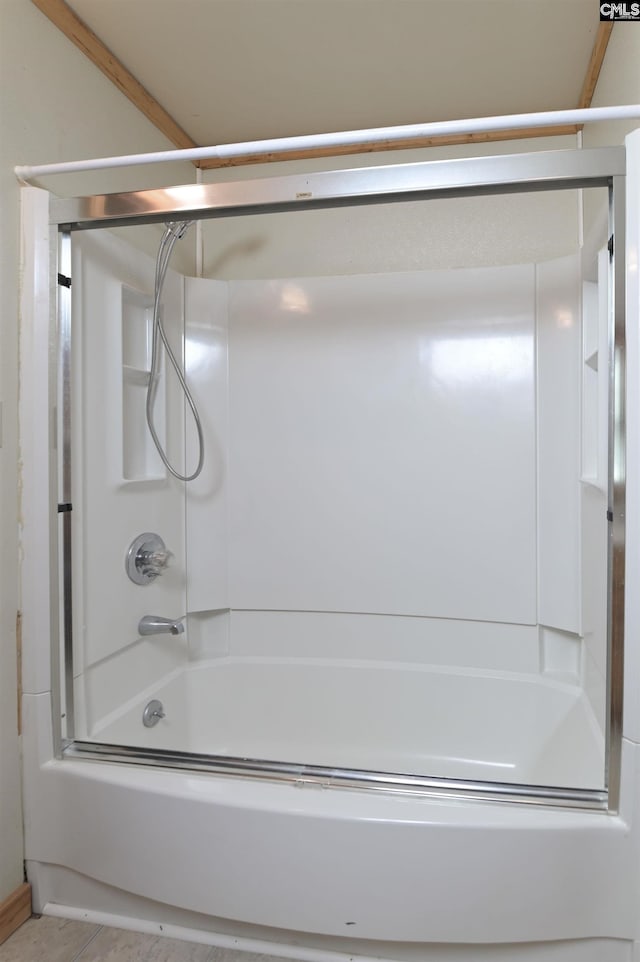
[
  {"xmin": 583, "ymin": 23, "xmax": 640, "ymax": 149},
  {"xmin": 196, "ymin": 22, "xmax": 640, "ymax": 284},
  {"xmin": 0, "ymin": 0, "xmax": 193, "ymax": 903},
  {"xmin": 581, "ymin": 23, "xmax": 640, "ymax": 238},
  {"xmin": 199, "ymin": 135, "xmax": 581, "ymax": 281}
]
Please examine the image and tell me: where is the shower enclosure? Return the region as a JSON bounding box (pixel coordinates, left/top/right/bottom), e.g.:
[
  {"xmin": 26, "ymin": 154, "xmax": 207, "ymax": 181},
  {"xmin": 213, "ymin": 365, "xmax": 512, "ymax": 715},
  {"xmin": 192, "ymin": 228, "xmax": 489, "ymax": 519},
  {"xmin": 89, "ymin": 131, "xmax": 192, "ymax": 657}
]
[
  {"xmin": 19, "ymin": 137, "xmax": 640, "ymax": 960},
  {"xmin": 55, "ymin": 147, "xmax": 623, "ymax": 803}
]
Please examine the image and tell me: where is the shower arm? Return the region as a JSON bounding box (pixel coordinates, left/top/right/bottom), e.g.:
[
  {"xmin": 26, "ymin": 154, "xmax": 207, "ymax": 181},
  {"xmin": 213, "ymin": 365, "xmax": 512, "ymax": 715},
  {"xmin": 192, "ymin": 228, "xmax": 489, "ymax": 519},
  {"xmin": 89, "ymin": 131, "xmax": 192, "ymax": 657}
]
[{"xmin": 14, "ymin": 104, "xmax": 640, "ymax": 182}]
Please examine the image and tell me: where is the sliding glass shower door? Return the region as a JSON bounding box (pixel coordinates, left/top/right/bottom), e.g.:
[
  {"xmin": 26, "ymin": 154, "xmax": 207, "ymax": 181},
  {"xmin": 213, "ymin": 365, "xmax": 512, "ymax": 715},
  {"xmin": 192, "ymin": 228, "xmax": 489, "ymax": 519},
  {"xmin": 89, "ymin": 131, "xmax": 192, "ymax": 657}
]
[{"xmin": 55, "ymin": 147, "xmax": 625, "ymax": 809}]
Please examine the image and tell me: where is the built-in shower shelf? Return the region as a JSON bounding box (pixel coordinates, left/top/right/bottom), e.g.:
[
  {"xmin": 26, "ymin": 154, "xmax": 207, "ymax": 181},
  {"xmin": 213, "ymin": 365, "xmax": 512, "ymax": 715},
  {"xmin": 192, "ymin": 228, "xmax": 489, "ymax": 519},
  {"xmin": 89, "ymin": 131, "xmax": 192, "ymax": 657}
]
[
  {"xmin": 581, "ymin": 262, "xmax": 608, "ymax": 489},
  {"xmin": 123, "ymin": 366, "xmax": 151, "ymax": 386},
  {"xmin": 121, "ymin": 284, "xmax": 165, "ymax": 482}
]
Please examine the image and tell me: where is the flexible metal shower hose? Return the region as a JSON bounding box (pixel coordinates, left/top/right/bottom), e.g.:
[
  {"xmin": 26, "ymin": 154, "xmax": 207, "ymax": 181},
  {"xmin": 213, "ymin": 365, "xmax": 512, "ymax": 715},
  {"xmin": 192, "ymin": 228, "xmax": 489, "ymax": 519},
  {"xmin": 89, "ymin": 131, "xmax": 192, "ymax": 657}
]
[{"xmin": 146, "ymin": 221, "xmax": 205, "ymax": 482}]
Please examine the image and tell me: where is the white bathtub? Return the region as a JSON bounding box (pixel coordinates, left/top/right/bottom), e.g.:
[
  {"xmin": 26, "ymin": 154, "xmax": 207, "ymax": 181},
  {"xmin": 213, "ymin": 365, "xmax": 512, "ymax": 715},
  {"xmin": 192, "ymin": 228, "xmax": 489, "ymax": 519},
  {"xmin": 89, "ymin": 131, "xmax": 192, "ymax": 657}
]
[
  {"xmin": 88, "ymin": 656, "xmax": 604, "ymax": 791},
  {"xmin": 22, "ymin": 690, "xmax": 640, "ymax": 962}
]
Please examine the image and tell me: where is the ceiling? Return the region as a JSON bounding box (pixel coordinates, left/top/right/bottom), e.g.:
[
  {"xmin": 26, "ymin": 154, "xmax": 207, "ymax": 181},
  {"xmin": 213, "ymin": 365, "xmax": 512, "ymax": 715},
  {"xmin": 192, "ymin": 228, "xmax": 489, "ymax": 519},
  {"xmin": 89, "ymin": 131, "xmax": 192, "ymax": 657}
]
[{"xmin": 63, "ymin": 0, "xmax": 602, "ymax": 148}]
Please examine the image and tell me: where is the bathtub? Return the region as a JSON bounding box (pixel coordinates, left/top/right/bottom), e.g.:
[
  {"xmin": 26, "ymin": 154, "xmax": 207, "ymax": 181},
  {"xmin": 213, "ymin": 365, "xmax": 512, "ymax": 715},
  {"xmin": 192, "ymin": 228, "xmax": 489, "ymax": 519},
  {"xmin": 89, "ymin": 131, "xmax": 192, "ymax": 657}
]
[
  {"xmin": 22, "ymin": 689, "xmax": 640, "ymax": 962},
  {"xmin": 87, "ymin": 655, "xmax": 604, "ymax": 792}
]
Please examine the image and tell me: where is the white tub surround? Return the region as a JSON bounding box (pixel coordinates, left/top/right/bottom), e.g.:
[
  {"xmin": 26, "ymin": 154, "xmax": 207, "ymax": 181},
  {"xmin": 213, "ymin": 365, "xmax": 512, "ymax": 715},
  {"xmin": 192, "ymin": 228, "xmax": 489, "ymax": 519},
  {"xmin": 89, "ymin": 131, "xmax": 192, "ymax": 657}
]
[
  {"xmin": 66, "ymin": 239, "xmax": 607, "ymax": 799},
  {"xmin": 18, "ymin": 133, "xmax": 640, "ymax": 960}
]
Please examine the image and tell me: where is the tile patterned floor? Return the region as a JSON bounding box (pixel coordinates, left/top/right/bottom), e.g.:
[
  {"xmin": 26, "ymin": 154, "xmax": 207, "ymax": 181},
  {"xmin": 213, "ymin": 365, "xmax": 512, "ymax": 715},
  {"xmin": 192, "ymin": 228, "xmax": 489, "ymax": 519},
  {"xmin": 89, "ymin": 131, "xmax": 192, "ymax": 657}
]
[{"xmin": 0, "ymin": 917, "xmax": 297, "ymax": 962}]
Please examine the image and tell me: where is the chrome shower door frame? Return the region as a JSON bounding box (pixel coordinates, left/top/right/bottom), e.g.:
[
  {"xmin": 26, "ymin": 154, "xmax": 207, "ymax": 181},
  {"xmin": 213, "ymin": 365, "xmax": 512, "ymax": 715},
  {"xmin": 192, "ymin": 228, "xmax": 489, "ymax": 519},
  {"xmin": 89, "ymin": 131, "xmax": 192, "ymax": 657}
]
[{"xmin": 50, "ymin": 145, "xmax": 627, "ymax": 810}]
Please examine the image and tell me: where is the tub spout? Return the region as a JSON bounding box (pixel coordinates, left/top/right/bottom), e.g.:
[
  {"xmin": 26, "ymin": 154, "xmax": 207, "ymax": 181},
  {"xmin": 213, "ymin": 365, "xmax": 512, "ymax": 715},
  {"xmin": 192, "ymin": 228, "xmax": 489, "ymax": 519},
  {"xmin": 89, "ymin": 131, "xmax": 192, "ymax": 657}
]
[{"xmin": 138, "ymin": 615, "xmax": 185, "ymax": 636}]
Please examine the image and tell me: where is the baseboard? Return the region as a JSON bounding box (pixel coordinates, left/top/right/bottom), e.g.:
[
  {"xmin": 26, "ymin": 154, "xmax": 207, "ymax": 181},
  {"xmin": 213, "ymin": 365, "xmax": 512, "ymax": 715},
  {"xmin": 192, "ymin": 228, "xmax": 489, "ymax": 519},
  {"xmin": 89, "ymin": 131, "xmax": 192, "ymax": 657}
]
[{"xmin": 0, "ymin": 882, "xmax": 32, "ymax": 945}]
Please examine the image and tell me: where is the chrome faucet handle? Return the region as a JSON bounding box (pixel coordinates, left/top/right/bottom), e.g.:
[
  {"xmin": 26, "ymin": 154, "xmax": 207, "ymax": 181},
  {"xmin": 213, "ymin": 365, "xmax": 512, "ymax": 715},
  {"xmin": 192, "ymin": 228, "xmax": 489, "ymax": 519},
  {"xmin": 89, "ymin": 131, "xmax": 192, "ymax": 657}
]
[
  {"xmin": 140, "ymin": 546, "xmax": 173, "ymax": 579},
  {"xmin": 138, "ymin": 615, "xmax": 185, "ymax": 636},
  {"xmin": 126, "ymin": 533, "xmax": 173, "ymax": 585}
]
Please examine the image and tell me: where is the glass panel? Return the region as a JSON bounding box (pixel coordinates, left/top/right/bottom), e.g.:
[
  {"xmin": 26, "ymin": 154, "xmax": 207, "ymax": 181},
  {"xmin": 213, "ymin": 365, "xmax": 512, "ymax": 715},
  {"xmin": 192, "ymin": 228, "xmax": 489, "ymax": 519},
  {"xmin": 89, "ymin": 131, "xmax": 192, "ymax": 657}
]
[
  {"xmin": 68, "ymin": 226, "xmax": 189, "ymax": 745},
  {"xmin": 66, "ymin": 181, "xmax": 611, "ymax": 795}
]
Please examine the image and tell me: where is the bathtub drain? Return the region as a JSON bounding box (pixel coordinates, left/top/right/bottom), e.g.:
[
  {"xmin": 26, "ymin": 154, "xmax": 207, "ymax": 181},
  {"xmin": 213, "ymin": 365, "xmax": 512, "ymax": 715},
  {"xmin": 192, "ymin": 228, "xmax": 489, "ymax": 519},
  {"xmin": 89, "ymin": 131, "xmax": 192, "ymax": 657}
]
[{"xmin": 142, "ymin": 699, "xmax": 165, "ymax": 728}]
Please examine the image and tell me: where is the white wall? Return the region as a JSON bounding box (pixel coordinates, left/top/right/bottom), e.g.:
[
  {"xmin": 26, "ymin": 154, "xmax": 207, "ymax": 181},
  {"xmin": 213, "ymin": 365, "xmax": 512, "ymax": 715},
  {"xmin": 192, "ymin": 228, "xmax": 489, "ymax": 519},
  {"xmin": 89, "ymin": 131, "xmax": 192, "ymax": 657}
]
[
  {"xmin": 0, "ymin": 0, "xmax": 193, "ymax": 903},
  {"xmin": 227, "ymin": 267, "xmax": 537, "ymax": 624}
]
